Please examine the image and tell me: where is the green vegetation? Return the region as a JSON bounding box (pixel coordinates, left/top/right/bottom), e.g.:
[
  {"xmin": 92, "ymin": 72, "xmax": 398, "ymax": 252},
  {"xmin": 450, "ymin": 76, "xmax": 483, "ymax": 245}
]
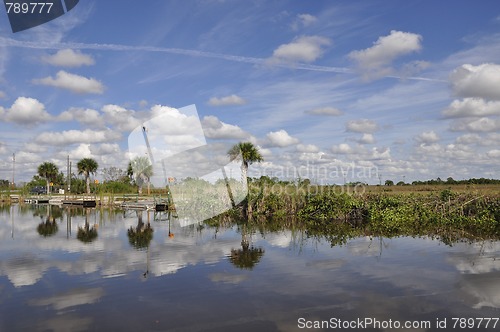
[
  {"xmin": 412, "ymin": 177, "xmax": 500, "ymax": 185},
  {"xmin": 7, "ymin": 151, "xmax": 500, "ymax": 247},
  {"xmin": 205, "ymin": 179, "xmax": 500, "ymax": 247}
]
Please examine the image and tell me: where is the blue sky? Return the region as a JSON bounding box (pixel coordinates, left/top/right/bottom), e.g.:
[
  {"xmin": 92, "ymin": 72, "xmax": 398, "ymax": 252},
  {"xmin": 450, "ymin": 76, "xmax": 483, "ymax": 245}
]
[{"xmin": 0, "ymin": 0, "xmax": 499, "ymax": 184}]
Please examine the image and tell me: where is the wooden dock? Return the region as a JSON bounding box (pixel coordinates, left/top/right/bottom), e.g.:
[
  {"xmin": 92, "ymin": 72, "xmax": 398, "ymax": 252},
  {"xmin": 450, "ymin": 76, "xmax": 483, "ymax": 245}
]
[
  {"xmin": 62, "ymin": 199, "xmax": 97, "ymax": 207},
  {"xmin": 62, "ymin": 195, "xmax": 97, "ymax": 207},
  {"xmin": 25, "ymin": 197, "xmax": 50, "ymax": 204},
  {"xmin": 120, "ymin": 200, "xmax": 169, "ymax": 211},
  {"xmin": 121, "ymin": 200, "xmax": 154, "ymax": 210}
]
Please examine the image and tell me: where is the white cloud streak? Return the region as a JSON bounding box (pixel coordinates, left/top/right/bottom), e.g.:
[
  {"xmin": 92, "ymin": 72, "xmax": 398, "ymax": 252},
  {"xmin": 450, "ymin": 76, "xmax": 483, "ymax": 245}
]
[
  {"xmin": 305, "ymin": 107, "xmax": 343, "ymax": 116},
  {"xmin": 207, "ymin": 94, "xmax": 246, "ymax": 106},
  {"xmin": 0, "ymin": 37, "xmax": 442, "ymax": 81}
]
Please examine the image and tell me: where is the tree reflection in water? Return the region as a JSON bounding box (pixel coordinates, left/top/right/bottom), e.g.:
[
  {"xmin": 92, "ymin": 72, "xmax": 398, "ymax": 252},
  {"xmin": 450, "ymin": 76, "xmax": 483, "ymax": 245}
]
[
  {"xmin": 36, "ymin": 205, "xmax": 59, "ymax": 237},
  {"xmin": 229, "ymin": 224, "xmax": 265, "ymax": 270},
  {"xmin": 37, "ymin": 218, "xmax": 58, "ymax": 237},
  {"xmin": 77, "ymin": 208, "xmax": 98, "ymax": 243},
  {"xmin": 127, "ymin": 210, "xmax": 154, "ymax": 250}
]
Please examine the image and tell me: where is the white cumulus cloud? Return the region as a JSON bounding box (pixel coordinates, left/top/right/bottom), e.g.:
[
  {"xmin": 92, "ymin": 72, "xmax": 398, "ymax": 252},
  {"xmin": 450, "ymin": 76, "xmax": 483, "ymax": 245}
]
[
  {"xmin": 291, "ymin": 13, "xmax": 318, "ymax": 30},
  {"xmin": 487, "ymin": 149, "xmax": 500, "ymax": 158},
  {"xmin": 416, "ymin": 131, "xmax": 440, "ymax": 144},
  {"xmin": 443, "ymin": 98, "xmax": 500, "ymax": 118},
  {"xmin": 2, "ymin": 97, "xmax": 50, "ymax": 126},
  {"xmin": 101, "ymin": 104, "xmax": 141, "ymax": 132},
  {"xmin": 346, "ymin": 119, "xmax": 379, "ymax": 133},
  {"xmin": 356, "ymin": 133, "xmax": 375, "ymax": 144},
  {"xmin": 349, "ymin": 30, "xmax": 423, "ymax": 79},
  {"xmin": 202, "ymin": 115, "xmax": 249, "ymax": 139},
  {"xmin": 36, "ymin": 129, "xmax": 121, "ymax": 146},
  {"xmin": 42, "ymin": 49, "xmax": 95, "ymax": 67},
  {"xmin": 57, "ymin": 107, "xmax": 103, "ymax": 127},
  {"xmin": 90, "ymin": 143, "xmax": 121, "ymax": 156},
  {"xmin": 33, "ymin": 70, "xmax": 105, "ymax": 94},
  {"xmin": 266, "ymin": 129, "xmax": 300, "ymax": 147},
  {"xmin": 450, "ymin": 63, "xmax": 500, "ymax": 100},
  {"xmin": 270, "ymin": 35, "xmax": 331, "ymax": 63},
  {"xmin": 331, "ymin": 143, "xmax": 355, "ymax": 154},
  {"xmin": 455, "ymin": 134, "xmax": 481, "ymax": 144},
  {"xmin": 296, "ymin": 143, "xmax": 319, "ymax": 153},
  {"xmin": 451, "ymin": 117, "xmax": 500, "ymax": 132}
]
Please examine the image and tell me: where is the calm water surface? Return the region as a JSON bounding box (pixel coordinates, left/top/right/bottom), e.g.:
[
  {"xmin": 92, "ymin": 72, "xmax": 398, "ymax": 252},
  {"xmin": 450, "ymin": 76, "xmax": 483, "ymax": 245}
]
[{"xmin": 1, "ymin": 205, "xmax": 500, "ymax": 331}]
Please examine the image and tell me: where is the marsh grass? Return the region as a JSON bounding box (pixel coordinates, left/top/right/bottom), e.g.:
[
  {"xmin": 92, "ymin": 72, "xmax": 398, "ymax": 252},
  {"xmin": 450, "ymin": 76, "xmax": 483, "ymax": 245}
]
[{"xmin": 208, "ymin": 182, "xmax": 500, "ymax": 246}]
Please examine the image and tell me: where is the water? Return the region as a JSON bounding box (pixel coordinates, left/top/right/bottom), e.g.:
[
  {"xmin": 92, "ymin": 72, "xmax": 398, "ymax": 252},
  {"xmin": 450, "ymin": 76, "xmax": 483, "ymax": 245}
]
[{"xmin": 1, "ymin": 205, "xmax": 500, "ymax": 331}]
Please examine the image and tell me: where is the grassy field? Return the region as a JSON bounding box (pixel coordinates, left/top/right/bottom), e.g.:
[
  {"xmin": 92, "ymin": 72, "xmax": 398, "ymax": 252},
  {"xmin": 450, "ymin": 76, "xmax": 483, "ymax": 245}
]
[{"xmin": 365, "ymin": 183, "xmax": 500, "ymax": 195}]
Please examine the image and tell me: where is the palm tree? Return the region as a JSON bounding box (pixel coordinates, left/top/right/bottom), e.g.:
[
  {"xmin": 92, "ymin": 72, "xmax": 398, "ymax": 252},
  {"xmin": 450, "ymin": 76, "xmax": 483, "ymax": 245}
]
[
  {"xmin": 228, "ymin": 142, "xmax": 263, "ymax": 186},
  {"xmin": 37, "ymin": 162, "xmax": 59, "ymax": 195},
  {"xmin": 130, "ymin": 156, "xmax": 153, "ymax": 195},
  {"xmin": 77, "ymin": 158, "xmax": 98, "ymax": 194}
]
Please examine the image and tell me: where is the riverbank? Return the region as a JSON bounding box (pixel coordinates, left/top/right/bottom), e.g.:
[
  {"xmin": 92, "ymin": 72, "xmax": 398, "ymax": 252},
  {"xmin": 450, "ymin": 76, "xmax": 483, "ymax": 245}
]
[{"xmin": 213, "ymin": 183, "xmax": 500, "ymax": 246}]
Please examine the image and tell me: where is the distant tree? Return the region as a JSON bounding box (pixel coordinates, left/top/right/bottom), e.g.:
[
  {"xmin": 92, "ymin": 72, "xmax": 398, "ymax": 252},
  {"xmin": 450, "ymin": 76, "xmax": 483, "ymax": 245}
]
[
  {"xmin": 385, "ymin": 179, "xmax": 394, "ymax": 186},
  {"xmin": 77, "ymin": 158, "xmax": 98, "ymax": 194},
  {"xmin": 102, "ymin": 167, "xmax": 127, "ymax": 182},
  {"xmin": 446, "ymin": 177, "xmax": 456, "ymax": 184},
  {"xmin": 396, "ymin": 181, "xmax": 405, "ymax": 186},
  {"xmin": 37, "ymin": 162, "xmax": 59, "ymax": 194}
]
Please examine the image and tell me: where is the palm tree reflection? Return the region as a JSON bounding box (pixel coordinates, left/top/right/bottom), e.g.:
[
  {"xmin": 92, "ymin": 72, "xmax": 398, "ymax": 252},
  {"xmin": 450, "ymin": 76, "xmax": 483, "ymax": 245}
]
[
  {"xmin": 127, "ymin": 210, "xmax": 155, "ymax": 278},
  {"xmin": 229, "ymin": 225, "xmax": 264, "ymax": 270},
  {"xmin": 77, "ymin": 208, "xmax": 98, "ymax": 243},
  {"xmin": 37, "ymin": 205, "xmax": 58, "ymax": 237},
  {"xmin": 37, "ymin": 217, "xmax": 58, "ymax": 237},
  {"xmin": 127, "ymin": 210, "xmax": 154, "ymax": 250}
]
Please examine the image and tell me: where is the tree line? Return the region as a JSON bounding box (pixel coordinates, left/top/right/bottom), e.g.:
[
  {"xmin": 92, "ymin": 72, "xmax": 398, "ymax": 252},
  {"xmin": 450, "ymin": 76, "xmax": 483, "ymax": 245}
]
[
  {"xmin": 5, "ymin": 142, "xmax": 498, "ymax": 195},
  {"xmin": 18, "ymin": 142, "xmax": 263, "ymax": 195},
  {"xmin": 23, "ymin": 155, "xmax": 155, "ymax": 195}
]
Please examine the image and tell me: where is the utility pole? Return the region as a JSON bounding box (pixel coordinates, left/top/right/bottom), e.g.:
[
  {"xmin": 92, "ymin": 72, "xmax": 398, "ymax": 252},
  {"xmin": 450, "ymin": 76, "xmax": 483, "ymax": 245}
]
[
  {"xmin": 66, "ymin": 156, "xmax": 70, "ymax": 198},
  {"xmin": 11, "ymin": 153, "xmax": 15, "ymax": 189},
  {"xmin": 69, "ymin": 161, "xmax": 72, "ymax": 195}
]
